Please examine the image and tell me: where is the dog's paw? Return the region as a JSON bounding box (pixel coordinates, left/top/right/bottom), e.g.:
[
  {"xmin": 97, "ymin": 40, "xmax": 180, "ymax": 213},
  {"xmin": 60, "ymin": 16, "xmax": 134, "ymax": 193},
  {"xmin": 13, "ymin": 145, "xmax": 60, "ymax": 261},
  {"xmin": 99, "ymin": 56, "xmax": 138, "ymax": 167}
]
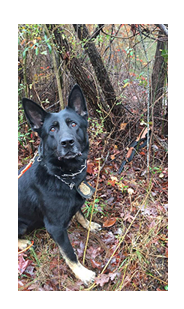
[
  {"xmin": 77, "ymin": 265, "xmax": 96, "ymax": 285},
  {"xmin": 18, "ymin": 239, "xmax": 31, "ymax": 250},
  {"xmin": 90, "ymin": 222, "xmax": 102, "ymax": 233},
  {"xmin": 71, "ymin": 262, "xmax": 96, "ymax": 285}
]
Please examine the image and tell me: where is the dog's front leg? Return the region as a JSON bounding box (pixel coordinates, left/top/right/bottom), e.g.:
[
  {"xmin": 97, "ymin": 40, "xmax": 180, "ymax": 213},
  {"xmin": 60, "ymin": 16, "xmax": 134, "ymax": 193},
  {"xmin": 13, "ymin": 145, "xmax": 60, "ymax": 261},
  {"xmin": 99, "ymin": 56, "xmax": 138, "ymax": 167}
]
[
  {"xmin": 58, "ymin": 243, "xmax": 96, "ymax": 285},
  {"xmin": 57, "ymin": 230, "xmax": 96, "ymax": 285},
  {"xmin": 45, "ymin": 222, "xmax": 95, "ymax": 285}
]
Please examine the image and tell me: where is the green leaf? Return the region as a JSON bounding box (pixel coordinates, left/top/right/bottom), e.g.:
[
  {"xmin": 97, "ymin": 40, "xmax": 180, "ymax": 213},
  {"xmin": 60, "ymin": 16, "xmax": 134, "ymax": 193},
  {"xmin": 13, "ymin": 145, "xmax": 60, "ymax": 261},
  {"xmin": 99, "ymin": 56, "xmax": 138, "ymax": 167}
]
[
  {"xmin": 136, "ymin": 250, "xmax": 142, "ymax": 262},
  {"xmin": 23, "ymin": 47, "xmax": 29, "ymax": 59},
  {"xmin": 35, "ymin": 47, "xmax": 39, "ymax": 55},
  {"xmin": 41, "ymin": 51, "xmax": 47, "ymax": 55},
  {"xmin": 47, "ymin": 43, "xmax": 52, "ymax": 54}
]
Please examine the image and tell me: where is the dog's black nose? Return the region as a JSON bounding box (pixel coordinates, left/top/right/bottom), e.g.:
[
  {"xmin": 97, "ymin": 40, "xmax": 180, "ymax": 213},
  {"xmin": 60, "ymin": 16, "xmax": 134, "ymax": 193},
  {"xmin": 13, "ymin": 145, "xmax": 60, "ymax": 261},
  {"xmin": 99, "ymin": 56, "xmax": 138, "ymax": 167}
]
[{"xmin": 60, "ymin": 138, "xmax": 74, "ymax": 148}]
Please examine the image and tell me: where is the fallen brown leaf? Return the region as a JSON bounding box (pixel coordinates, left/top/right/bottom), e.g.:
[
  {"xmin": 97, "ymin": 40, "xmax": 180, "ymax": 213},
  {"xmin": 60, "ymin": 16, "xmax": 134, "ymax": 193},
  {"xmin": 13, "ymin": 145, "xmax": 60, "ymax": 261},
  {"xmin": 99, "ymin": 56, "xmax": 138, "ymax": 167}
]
[{"xmin": 103, "ymin": 217, "xmax": 116, "ymax": 228}]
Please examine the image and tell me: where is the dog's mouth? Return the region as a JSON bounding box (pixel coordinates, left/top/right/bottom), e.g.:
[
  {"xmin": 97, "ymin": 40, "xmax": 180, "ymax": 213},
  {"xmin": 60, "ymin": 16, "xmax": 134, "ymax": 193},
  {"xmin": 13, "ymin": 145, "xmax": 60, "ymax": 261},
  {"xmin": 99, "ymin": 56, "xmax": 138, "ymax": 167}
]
[{"xmin": 58, "ymin": 151, "xmax": 82, "ymax": 160}]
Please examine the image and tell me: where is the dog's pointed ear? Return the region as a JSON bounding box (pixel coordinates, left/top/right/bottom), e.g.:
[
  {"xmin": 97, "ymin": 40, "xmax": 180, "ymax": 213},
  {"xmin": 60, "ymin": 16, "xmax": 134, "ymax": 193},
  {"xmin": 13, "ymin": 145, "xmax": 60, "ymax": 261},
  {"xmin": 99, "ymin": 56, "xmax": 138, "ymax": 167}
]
[
  {"xmin": 22, "ymin": 98, "xmax": 48, "ymax": 134},
  {"xmin": 68, "ymin": 84, "xmax": 88, "ymax": 118}
]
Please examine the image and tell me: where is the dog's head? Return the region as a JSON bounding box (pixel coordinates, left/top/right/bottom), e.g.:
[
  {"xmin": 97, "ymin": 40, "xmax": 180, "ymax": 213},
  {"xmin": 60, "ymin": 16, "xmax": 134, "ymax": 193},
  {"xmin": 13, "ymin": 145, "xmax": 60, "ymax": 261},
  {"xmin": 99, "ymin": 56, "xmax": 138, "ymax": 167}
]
[{"xmin": 22, "ymin": 85, "xmax": 89, "ymax": 162}]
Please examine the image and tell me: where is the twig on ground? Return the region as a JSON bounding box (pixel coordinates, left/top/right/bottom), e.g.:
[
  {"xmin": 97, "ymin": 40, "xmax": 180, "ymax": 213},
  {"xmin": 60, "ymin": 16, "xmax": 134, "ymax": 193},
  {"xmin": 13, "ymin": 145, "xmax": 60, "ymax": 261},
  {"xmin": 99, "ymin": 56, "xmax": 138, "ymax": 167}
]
[{"xmin": 85, "ymin": 180, "xmax": 153, "ymax": 291}]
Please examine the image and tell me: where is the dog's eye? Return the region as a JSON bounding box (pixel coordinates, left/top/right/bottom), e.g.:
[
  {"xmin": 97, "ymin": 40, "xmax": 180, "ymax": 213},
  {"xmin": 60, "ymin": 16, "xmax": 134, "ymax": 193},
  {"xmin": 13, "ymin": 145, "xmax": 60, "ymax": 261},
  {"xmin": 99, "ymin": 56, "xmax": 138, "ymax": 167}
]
[
  {"xmin": 50, "ymin": 121, "xmax": 58, "ymax": 132},
  {"xmin": 71, "ymin": 122, "xmax": 77, "ymax": 127}
]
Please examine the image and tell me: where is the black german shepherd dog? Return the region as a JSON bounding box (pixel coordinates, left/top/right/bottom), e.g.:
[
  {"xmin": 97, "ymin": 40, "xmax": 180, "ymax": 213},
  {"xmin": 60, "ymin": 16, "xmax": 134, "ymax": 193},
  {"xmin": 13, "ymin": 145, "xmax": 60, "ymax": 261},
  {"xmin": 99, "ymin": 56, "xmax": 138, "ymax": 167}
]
[{"xmin": 18, "ymin": 85, "xmax": 101, "ymax": 284}]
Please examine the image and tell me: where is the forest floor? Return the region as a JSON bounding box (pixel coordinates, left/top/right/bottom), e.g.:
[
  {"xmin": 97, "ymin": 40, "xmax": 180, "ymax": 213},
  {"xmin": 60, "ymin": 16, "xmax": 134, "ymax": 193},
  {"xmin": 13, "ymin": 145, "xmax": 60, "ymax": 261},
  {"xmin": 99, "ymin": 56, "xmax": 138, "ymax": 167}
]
[{"xmin": 18, "ymin": 116, "xmax": 168, "ymax": 291}]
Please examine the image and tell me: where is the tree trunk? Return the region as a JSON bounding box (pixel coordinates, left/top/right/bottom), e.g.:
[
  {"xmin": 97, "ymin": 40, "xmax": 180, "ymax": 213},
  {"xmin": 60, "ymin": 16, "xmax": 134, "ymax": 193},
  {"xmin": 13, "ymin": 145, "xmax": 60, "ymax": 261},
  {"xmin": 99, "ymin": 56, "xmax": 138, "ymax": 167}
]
[
  {"xmin": 46, "ymin": 24, "xmax": 126, "ymax": 132},
  {"xmin": 151, "ymin": 31, "xmax": 168, "ymax": 126},
  {"xmin": 46, "ymin": 25, "xmax": 100, "ymax": 115},
  {"xmin": 44, "ymin": 25, "xmax": 64, "ymax": 110},
  {"xmin": 73, "ymin": 24, "xmax": 126, "ymax": 123}
]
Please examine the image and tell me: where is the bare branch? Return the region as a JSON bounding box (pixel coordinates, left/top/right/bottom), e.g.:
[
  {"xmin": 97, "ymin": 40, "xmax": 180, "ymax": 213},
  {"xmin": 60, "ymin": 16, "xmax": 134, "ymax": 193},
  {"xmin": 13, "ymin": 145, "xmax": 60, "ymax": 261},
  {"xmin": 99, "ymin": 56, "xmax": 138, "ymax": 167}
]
[{"xmin": 156, "ymin": 24, "xmax": 168, "ymax": 36}]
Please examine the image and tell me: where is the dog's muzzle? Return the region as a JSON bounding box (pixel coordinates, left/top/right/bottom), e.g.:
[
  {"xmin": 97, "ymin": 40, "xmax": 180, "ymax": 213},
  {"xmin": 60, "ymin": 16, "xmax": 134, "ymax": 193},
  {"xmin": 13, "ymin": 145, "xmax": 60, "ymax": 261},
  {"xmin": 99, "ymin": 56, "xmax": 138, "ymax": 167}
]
[{"xmin": 57, "ymin": 137, "xmax": 82, "ymax": 160}]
